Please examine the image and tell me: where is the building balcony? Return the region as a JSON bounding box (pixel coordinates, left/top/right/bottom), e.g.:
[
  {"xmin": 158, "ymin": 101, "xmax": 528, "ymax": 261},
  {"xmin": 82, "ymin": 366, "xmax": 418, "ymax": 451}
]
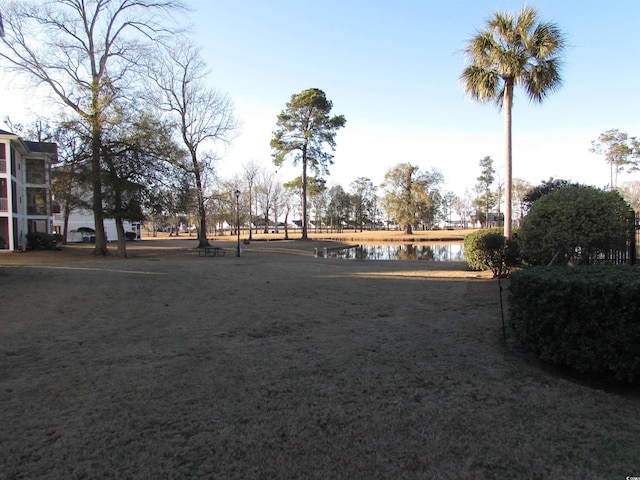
[
  {"xmin": 0, "ymin": 197, "xmax": 7, "ymax": 212},
  {"xmin": 27, "ymin": 205, "xmax": 47, "ymax": 216},
  {"xmin": 26, "ymin": 172, "xmax": 46, "ymax": 184}
]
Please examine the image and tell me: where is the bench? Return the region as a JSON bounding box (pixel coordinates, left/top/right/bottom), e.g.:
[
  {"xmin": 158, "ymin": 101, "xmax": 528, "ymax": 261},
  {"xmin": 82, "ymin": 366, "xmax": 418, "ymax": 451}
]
[{"xmin": 199, "ymin": 246, "xmax": 226, "ymax": 257}]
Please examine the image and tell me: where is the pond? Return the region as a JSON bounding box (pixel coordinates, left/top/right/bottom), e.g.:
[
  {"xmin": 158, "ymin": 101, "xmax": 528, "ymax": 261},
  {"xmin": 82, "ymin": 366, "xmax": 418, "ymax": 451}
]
[{"xmin": 329, "ymin": 244, "xmax": 465, "ymax": 261}]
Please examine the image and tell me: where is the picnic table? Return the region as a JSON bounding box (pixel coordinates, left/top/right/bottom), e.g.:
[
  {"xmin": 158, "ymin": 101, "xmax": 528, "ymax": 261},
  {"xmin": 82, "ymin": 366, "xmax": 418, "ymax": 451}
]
[{"xmin": 199, "ymin": 246, "xmax": 226, "ymax": 257}]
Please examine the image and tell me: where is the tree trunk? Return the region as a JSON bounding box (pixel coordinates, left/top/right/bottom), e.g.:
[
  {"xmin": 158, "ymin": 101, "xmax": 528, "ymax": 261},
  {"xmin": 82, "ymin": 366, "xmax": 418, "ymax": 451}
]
[
  {"xmin": 91, "ymin": 121, "xmax": 108, "ymax": 255},
  {"xmin": 503, "ymin": 78, "xmax": 514, "ymax": 240},
  {"xmin": 254, "ymin": 194, "xmax": 258, "ymax": 235},
  {"xmin": 274, "ymin": 204, "xmax": 279, "ymax": 234},
  {"xmin": 610, "ymin": 160, "xmax": 614, "ymax": 191},
  {"xmin": 485, "ymin": 191, "xmax": 490, "ymax": 227},
  {"xmin": 248, "ymin": 188, "xmax": 253, "ymax": 241},
  {"xmin": 284, "ymin": 209, "xmax": 290, "ymax": 240},
  {"xmin": 301, "ymin": 145, "xmax": 308, "ymax": 240},
  {"xmin": 115, "ymin": 217, "xmax": 127, "ymax": 258},
  {"xmin": 62, "ymin": 207, "xmax": 70, "ymax": 245},
  {"xmin": 193, "ymin": 159, "xmax": 209, "ymax": 248}
]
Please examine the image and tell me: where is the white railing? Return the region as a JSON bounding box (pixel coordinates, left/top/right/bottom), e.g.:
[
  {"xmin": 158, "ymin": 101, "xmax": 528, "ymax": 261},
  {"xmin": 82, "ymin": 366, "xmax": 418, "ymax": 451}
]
[
  {"xmin": 0, "ymin": 159, "xmax": 6, "ymax": 173},
  {"xmin": 0, "ymin": 198, "xmax": 7, "ymax": 211}
]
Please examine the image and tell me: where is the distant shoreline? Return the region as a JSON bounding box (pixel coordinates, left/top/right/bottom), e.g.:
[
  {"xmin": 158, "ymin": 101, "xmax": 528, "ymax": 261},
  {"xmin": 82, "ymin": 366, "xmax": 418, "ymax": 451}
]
[{"xmin": 190, "ymin": 228, "xmax": 476, "ymax": 244}]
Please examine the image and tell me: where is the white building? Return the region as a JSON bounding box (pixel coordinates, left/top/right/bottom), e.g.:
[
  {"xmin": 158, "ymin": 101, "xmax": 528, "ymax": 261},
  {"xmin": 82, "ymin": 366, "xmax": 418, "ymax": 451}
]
[
  {"xmin": 0, "ymin": 129, "xmax": 57, "ymax": 251},
  {"xmin": 52, "ymin": 210, "xmax": 141, "ymax": 243}
]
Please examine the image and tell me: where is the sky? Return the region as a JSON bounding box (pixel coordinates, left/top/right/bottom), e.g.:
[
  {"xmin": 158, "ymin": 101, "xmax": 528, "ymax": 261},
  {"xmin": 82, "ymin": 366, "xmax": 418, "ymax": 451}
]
[{"xmin": 2, "ymin": 0, "xmax": 640, "ymax": 197}]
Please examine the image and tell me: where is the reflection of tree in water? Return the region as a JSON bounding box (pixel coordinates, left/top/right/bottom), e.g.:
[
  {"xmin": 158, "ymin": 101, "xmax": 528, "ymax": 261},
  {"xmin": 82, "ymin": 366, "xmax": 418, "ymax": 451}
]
[
  {"xmin": 430, "ymin": 244, "xmax": 465, "ymax": 261},
  {"xmin": 416, "ymin": 245, "xmax": 436, "ymax": 260},
  {"xmin": 333, "ymin": 244, "xmax": 465, "ymax": 261},
  {"xmin": 394, "ymin": 244, "xmax": 434, "ymax": 260},
  {"xmin": 396, "ymin": 244, "xmax": 414, "ymax": 260}
]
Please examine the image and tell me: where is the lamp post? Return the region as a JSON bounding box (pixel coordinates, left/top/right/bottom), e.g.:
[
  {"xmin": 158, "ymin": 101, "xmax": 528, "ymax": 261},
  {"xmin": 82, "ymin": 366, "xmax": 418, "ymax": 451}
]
[{"xmin": 234, "ymin": 189, "xmax": 241, "ymax": 257}]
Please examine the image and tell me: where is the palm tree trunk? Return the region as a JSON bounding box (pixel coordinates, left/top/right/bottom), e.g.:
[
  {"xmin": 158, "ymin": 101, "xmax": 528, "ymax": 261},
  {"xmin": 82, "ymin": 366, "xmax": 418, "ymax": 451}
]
[{"xmin": 504, "ymin": 79, "xmax": 514, "ymax": 240}]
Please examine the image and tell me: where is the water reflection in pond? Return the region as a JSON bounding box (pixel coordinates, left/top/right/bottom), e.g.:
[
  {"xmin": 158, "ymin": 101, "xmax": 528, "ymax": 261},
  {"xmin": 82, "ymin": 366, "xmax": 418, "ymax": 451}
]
[{"xmin": 331, "ymin": 244, "xmax": 465, "ymax": 261}]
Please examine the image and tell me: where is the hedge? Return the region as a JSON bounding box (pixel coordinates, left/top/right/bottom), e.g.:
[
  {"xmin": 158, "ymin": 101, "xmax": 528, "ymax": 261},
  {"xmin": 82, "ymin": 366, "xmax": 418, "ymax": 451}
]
[{"xmin": 509, "ymin": 266, "xmax": 640, "ymax": 383}]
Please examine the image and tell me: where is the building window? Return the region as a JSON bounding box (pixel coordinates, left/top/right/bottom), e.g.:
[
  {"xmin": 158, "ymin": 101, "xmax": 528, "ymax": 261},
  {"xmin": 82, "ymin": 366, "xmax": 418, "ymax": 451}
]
[{"xmin": 30, "ymin": 219, "xmax": 47, "ymax": 233}]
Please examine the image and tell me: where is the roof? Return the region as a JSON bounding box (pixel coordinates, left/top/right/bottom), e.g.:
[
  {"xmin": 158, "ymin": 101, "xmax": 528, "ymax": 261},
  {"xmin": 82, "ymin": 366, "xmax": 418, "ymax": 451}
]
[
  {"xmin": 0, "ymin": 131, "xmax": 58, "ymax": 160},
  {"xmin": 24, "ymin": 141, "xmax": 58, "ymax": 155}
]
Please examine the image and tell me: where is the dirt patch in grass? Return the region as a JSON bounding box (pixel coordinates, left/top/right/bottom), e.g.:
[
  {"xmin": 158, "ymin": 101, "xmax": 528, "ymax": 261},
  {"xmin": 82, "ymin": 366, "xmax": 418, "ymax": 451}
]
[{"xmin": 1, "ymin": 235, "xmax": 639, "ymax": 479}]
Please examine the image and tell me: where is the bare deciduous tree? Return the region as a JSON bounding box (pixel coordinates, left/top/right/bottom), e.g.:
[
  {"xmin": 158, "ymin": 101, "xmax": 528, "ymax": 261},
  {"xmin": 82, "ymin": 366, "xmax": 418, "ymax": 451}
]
[
  {"xmin": 146, "ymin": 40, "xmax": 238, "ymax": 248},
  {"xmin": 0, "ymin": 0, "xmax": 186, "ymax": 254},
  {"xmin": 242, "ymin": 160, "xmax": 261, "ymax": 240},
  {"xmin": 256, "ymin": 170, "xmax": 277, "ymax": 234}
]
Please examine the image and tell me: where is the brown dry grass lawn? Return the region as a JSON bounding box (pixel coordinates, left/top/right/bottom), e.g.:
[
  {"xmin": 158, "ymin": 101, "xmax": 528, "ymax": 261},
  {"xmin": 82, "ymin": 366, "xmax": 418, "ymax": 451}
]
[{"xmin": 1, "ymin": 232, "xmax": 639, "ymax": 479}]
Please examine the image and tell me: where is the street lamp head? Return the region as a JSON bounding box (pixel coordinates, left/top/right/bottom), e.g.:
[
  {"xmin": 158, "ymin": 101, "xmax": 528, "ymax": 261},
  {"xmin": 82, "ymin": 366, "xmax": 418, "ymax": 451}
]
[{"xmin": 234, "ymin": 189, "xmax": 240, "ymax": 199}]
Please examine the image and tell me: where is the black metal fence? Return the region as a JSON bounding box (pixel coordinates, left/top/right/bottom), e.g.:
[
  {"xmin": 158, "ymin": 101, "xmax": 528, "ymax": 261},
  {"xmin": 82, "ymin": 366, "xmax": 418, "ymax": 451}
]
[
  {"xmin": 589, "ymin": 210, "xmax": 638, "ymax": 265},
  {"xmin": 634, "ymin": 211, "xmax": 640, "ymax": 265}
]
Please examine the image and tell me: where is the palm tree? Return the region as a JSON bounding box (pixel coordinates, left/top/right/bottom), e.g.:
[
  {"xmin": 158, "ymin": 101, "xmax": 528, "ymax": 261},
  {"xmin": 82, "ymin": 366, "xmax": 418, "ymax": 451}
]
[{"xmin": 461, "ymin": 6, "xmax": 566, "ymax": 239}]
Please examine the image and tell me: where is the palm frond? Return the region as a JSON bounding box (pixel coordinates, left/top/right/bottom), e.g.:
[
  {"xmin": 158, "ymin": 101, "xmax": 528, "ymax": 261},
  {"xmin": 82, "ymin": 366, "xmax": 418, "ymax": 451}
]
[
  {"xmin": 489, "ymin": 10, "xmax": 515, "ymax": 43},
  {"xmin": 528, "ymin": 21, "xmax": 565, "ymax": 59},
  {"xmin": 464, "ymin": 31, "xmax": 495, "ymax": 67},
  {"xmin": 515, "ymin": 6, "xmax": 538, "ymax": 38},
  {"xmin": 460, "ymin": 65, "xmax": 500, "ymax": 103},
  {"xmin": 524, "ymin": 59, "xmax": 563, "ymax": 102}
]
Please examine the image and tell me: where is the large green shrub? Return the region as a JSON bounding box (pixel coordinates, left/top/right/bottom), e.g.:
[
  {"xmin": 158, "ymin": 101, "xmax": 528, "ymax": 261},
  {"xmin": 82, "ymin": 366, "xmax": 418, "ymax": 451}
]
[
  {"xmin": 26, "ymin": 232, "xmax": 59, "ymax": 250},
  {"xmin": 509, "ymin": 266, "xmax": 640, "ymax": 383},
  {"xmin": 464, "ymin": 228, "xmax": 519, "ymax": 277},
  {"xmin": 522, "ymin": 178, "xmax": 579, "ymax": 211},
  {"xmin": 519, "ymin": 185, "xmax": 631, "ymax": 265}
]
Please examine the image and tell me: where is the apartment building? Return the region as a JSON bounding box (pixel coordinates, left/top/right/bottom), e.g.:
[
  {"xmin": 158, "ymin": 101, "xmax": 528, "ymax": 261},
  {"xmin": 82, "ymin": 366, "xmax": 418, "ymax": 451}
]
[{"xmin": 0, "ymin": 129, "xmax": 57, "ymax": 251}]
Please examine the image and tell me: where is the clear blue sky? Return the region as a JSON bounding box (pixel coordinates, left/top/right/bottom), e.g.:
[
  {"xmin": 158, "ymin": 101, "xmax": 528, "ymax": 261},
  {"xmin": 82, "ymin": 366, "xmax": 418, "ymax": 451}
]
[
  {"xmin": 187, "ymin": 0, "xmax": 640, "ymax": 195},
  {"xmin": 2, "ymin": 0, "xmax": 639, "ymax": 196}
]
